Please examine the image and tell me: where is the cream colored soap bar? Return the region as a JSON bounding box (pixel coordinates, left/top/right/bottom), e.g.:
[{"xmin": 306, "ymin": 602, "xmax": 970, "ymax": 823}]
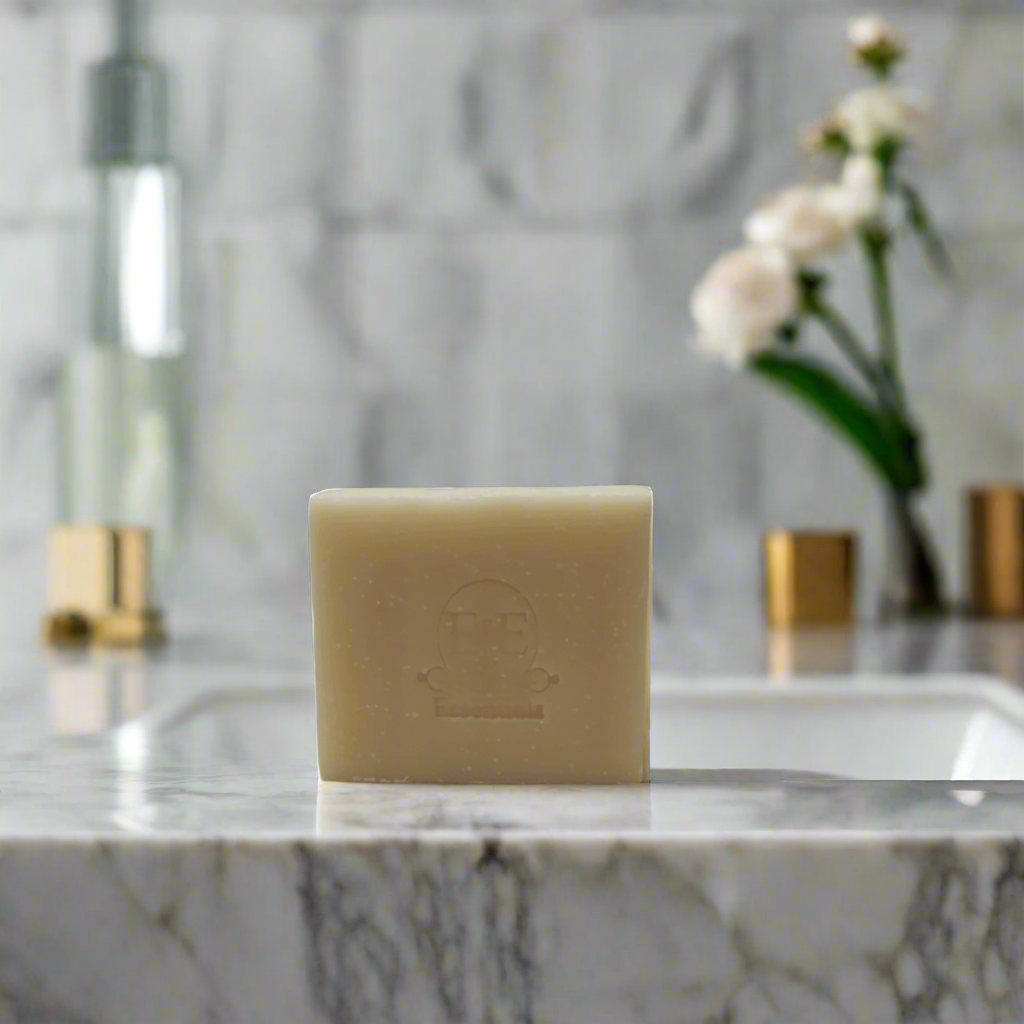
[{"xmin": 309, "ymin": 486, "xmax": 652, "ymax": 784}]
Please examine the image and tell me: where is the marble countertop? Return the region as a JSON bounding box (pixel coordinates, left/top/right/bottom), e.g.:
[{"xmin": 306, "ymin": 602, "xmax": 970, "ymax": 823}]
[
  {"xmin": 5, "ymin": 615, "xmax": 1024, "ymax": 838},
  {"xmin": 2, "ymin": 617, "xmax": 1023, "ymax": 1023},
  {"xmin": 5, "ymin": 657, "xmax": 1024, "ymax": 838}
]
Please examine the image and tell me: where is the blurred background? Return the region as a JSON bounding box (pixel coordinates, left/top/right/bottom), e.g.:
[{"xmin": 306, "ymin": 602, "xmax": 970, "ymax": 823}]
[{"xmin": 0, "ymin": 0, "xmax": 1021, "ymax": 649}]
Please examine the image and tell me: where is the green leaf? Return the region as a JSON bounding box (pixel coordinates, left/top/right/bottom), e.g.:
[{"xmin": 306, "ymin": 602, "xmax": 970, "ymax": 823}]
[
  {"xmin": 750, "ymin": 351, "xmax": 925, "ymax": 492},
  {"xmin": 896, "ymin": 179, "xmax": 953, "ymax": 277}
]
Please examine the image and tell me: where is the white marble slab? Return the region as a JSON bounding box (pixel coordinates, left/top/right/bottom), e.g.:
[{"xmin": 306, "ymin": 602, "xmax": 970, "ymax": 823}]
[
  {"xmin": 2, "ymin": 822, "xmax": 1022, "ymax": 1023},
  {"xmin": 2, "ymin": 641, "xmax": 1024, "ymax": 1024}
]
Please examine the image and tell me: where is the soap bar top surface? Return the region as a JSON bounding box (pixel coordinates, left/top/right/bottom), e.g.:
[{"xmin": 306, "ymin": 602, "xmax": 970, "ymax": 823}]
[{"xmin": 310, "ymin": 486, "xmax": 652, "ymax": 784}]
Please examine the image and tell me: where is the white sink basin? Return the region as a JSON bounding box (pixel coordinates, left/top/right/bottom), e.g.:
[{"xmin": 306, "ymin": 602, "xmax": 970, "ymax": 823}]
[
  {"xmin": 109, "ymin": 669, "xmax": 1024, "ymax": 782},
  {"xmin": 652, "ymin": 673, "xmax": 1024, "ymax": 781}
]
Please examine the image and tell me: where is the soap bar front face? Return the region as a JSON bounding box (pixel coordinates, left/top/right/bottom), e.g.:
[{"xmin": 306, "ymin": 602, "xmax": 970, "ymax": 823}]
[{"xmin": 310, "ymin": 487, "xmax": 652, "ymax": 784}]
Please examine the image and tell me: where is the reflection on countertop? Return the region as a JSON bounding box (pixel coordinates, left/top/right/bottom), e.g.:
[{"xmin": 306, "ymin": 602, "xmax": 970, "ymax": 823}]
[
  {"xmin": 45, "ymin": 649, "xmax": 149, "ymax": 736},
  {"xmin": 3, "ymin": 614, "xmax": 1024, "ymax": 1024},
  {"xmin": 652, "ymin": 613, "xmax": 1024, "ymax": 685},
  {"xmin": 0, "ymin": 613, "xmax": 1023, "ymax": 838}
]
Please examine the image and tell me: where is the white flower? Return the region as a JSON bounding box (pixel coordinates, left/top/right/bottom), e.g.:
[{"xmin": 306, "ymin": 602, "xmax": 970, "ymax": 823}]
[
  {"xmin": 848, "ymin": 14, "xmax": 904, "ymax": 60},
  {"xmin": 744, "ymin": 185, "xmax": 852, "ymax": 264},
  {"xmin": 800, "ymin": 113, "xmax": 846, "ymax": 154},
  {"xmin": 821, "ymin": 154, "xmax": 885, "ymax": 226},
  {"xmin": 690, "ymin": 247, "xmax": 798, "ymax": 367},
  {"xmin": 835, "ymin": 84, "xmax": 928, "ymax": 152}
]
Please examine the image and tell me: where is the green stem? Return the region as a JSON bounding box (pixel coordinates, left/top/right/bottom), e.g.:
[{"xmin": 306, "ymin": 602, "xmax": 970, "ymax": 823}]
[
  {"xmin": 807, "ymin": 291, "xmax": 929, "ymax": 494},
  {"xmin": 809, "ymin": 294, "xmax": 903, "ymax": 417},
  {"xmin": 860, "ymin": 227, "xmax": 906, "ymax": 407}
]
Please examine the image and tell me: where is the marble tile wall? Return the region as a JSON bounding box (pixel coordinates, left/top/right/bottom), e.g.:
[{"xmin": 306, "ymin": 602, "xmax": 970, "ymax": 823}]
[{"xmin": 0, "ymin": 0, "xmax": 1021, "ymax": 637}]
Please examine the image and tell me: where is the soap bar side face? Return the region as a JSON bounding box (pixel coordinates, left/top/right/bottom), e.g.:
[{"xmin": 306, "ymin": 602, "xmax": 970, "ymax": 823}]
[{"xmin": 310, "ymin": 487, "xmax": 652, "ymax": 784}]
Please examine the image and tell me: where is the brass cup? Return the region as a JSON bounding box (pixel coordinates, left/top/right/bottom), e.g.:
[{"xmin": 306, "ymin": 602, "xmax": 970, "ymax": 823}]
[
  {"xmin": 968, "ymin": 486, "xmax": 1024, "ymax": 618},
  {"xmin": 44, "ymin": 525, "xmax": 165, "ymax": 647},
  {"xmin": 763, "ymin": 530, "xmax": 857, "ymax": 628}
]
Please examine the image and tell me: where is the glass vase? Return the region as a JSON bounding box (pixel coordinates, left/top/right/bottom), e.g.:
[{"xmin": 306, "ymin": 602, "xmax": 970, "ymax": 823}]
[{"xmin": 880, "ymin": 491, "xmax": 947, "ymax": 619}]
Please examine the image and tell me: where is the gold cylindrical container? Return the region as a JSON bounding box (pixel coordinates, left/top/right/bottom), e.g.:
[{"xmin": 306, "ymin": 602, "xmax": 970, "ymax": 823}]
[
  {"xmin": 763, "ymin": 530, "xmax": 857, "ymax": 628},
  {"xmin": 44, "ymin": 525, "xmax": 164, "ymax": 647},
  {"xmin": 48, "ymin": 525, "xmax": 151, "ymax": 615},
  {"xmin": 968, "ymin": 486, "xmax": 1024, "ymax": 617}
]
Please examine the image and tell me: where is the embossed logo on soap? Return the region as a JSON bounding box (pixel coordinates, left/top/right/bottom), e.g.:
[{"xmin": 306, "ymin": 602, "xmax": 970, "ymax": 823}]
[{"xmin": 417, "ymin": 580, "xmax": 558, "ymax": 720}]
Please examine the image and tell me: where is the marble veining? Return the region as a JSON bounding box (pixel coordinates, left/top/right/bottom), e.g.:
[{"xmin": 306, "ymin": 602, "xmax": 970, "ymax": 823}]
[
  {"xmin": 1, "ymin": 832, "xmax": 1022, "ymax": 1023},
  {"xmin": 3, "ymin": 644, "xmax": 1024, "ymax": 1023},
  {"xmin": 0, "ymin": 0, "xmax": 1023, "ymax": 1014},
  {"xmin": 0, "ymin": 3, "xmax": 1022, "ymax": 641}
]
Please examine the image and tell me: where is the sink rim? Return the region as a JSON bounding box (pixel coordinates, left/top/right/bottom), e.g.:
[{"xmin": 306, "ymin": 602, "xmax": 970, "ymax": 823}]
[
  {"xmin": 653, "ymin": 670, "xmax": 1024, "ymax": 719},
  {"xmin": 651, "ymin": 671, "xmax": 1024, "ymax": 782}
]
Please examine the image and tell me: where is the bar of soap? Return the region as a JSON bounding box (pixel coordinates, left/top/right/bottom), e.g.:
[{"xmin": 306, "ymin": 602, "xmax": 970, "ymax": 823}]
[{"xmin": 309, "ymin": 486, "xmax": 652, "ymax": 784}]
